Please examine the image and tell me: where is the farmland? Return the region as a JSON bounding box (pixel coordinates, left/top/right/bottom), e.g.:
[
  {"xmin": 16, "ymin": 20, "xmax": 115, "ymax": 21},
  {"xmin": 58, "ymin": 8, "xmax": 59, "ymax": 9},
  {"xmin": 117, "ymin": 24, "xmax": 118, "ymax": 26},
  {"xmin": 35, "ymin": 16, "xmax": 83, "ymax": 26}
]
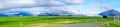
[
  {"xmin": 101, "ymin": 21, "xmax": 120, "ymax": 27},
  {"xmin": 0, "ymin": 16, "xmax": 116, "ymax": 27}
]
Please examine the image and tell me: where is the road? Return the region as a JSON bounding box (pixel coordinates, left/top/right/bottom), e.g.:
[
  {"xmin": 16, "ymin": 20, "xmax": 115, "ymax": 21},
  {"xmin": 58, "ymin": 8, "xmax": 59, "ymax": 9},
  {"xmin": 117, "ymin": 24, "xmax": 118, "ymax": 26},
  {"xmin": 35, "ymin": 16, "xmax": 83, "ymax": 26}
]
[{"xmin": 49, "ymin": 22, "xmax": 103, "ymax": 27}]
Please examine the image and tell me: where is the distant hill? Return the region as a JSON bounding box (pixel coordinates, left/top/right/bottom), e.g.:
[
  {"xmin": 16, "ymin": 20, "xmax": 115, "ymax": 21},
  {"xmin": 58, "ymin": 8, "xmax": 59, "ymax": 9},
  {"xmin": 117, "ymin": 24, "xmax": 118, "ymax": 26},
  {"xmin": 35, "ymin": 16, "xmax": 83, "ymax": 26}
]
[{"xmin": 0, "ymin": 13, "xmax": 8, "ymax": 16}]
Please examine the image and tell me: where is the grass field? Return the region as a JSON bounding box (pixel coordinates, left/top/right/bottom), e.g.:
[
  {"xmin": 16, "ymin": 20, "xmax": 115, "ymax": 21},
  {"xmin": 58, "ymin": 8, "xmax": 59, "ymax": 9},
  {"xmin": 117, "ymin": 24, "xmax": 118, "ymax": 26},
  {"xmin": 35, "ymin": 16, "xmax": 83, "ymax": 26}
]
[
  {"xmin": 0, "ymin": 16, "xmax": 115, "ymax": 27},
  {"xmin": 101, "ymin": 21, "xmax": 120, "ymax": 27}
]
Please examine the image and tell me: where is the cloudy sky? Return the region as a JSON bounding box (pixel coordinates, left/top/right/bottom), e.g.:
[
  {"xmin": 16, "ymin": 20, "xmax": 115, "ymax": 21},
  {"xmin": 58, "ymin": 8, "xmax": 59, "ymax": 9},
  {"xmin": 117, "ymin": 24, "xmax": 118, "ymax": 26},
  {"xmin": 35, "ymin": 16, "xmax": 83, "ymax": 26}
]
[{"xmin": 0, "ymin": 0, "xmax": 120, "ymax": 16}]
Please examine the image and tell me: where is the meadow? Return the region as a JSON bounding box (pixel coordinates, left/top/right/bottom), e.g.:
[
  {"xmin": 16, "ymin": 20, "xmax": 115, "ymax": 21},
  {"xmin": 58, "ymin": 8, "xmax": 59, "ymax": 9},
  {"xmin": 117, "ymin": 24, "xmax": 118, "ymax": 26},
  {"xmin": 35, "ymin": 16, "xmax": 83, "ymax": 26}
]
[
  {"xmin": 101, "ymin": 21, "xmax": 120, "ymax": 27},
  {"xmin": 0, "ymin": 16, "xmax": 116, "ymax": 27}
]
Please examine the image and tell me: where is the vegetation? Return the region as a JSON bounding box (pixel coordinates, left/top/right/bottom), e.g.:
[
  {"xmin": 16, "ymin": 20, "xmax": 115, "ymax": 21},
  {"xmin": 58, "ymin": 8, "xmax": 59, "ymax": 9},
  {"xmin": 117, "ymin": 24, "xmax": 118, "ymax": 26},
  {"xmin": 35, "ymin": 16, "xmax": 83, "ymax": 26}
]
[
  {"xmin": 0, "ymin": 16, "xmax": 114, "ymax": 27},
  {"xmin": 101, "ymin": 21, "xmax": 120, "ymax": 27}
]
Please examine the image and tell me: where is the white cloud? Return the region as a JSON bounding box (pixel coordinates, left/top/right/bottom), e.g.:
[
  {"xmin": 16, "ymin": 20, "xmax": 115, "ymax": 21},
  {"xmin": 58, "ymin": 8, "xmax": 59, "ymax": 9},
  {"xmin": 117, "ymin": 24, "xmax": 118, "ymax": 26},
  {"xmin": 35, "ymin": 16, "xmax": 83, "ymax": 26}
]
[
  {"xmin": 0, "ymin": 0, "xmax": 84, "ymax": 10},
  {"xmin": 0, "ymin": 4, "xmax": 3, "ymax": 9},
  {"xmin": 102, "ymin": 4, "xmax": 113, "ymax": 10},
  {"xmin": 0, "ymin": 0, "xmax": 36, "ymax": 10},
  {"xmin": 36, "ymin": 0, "xmax": 63, "ymax": 7},
  {"xmin": 62, "ymin": 0, "xmax": 84, "ymax": 5},
  {"xmin": 0, "ymin": 6, "xmax": 99, "ymax": 16},
  {"xmin": 6, "ymin": 0, "xmax": 36, "ymax": 8},
  {"xmin": 0, "ymin": 0, "xmax": 85, "ymax": 16}
]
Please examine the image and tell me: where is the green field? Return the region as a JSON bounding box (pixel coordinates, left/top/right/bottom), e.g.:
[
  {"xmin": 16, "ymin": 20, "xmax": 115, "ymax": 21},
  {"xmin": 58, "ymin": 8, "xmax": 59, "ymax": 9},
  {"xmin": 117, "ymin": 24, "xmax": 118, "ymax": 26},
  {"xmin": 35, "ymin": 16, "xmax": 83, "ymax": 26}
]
[
  {"xmin": 0, "ymin": 16, "xmax": 115, "ymax": 27},
  {"xmin": 101, "ymin": 21, "xmax": 120, "ymax": 27}
]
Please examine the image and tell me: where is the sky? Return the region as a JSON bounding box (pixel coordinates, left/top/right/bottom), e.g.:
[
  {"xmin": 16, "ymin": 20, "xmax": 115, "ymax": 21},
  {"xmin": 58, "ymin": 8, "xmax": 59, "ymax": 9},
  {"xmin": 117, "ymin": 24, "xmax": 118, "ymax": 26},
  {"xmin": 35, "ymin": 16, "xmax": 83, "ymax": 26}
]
[{"xmin": 0, "ymin": 0, "xmax": 120, "ymax": 16}]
